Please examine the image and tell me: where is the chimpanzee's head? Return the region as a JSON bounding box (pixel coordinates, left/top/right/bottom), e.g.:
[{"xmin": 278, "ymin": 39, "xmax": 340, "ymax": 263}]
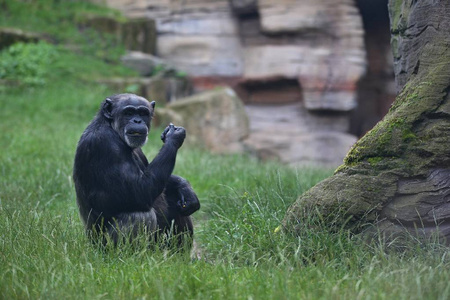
[{"xmin": 101, "ymin": 93, "xmax": 155, "ymax": 148}]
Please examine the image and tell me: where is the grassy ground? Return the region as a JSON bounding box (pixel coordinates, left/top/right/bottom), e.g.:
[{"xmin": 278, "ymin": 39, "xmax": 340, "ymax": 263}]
[
  {"xmin": 1, "ymin": 1, "xmax": 450, "ymax": 299},
  {"xmin": 1, "ymin": 83, "xmax": 449, "ymax": 300}
]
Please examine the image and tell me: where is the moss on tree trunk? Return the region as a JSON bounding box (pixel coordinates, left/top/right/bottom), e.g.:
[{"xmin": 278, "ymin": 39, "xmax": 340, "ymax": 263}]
[{"xmin": 283, "ymin": 0, "xmax": 450, "ymax": 244}]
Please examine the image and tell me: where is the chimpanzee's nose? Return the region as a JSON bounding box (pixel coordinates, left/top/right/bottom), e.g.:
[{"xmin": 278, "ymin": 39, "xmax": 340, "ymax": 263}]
[{"xmin": 133, "ymin": 119, "xmax": 141, "ymax": 124}]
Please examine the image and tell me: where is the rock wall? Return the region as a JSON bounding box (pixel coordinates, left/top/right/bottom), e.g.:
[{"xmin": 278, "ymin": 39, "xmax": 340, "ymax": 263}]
[
  {"xmin": 93, "ymin": 0, "xmax": 394, "ymax": 167},
  {"xmin": 94, "ymin": 0, "xmax": 243, "ymax": 76},
  {"xmin": 243, "ymin": 0, "xmax": 366, "ymax": 111},
  {"xmin": 78, "ymin": 14, "xmax": 157, "ymax": 54},
  {"xmin": 93, "ymin": 0, "xmax": 366, "ymax": 108},
  {"xmin": 156, "ymin": 87, "xmax": 250, "ymax": 154}
]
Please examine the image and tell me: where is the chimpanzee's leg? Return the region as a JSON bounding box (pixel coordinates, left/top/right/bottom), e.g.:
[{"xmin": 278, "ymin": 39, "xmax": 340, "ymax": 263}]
[
  {"xmin": 106, "ymin": 210, "xmax": 158, "ymax": 245},
  {"xmin": 164, "ymin": 175, "xmax": 200, "ymax": 217},
  {"xmin": 158, "ymin": 175, "xmax": 200, "ymax": 246}
]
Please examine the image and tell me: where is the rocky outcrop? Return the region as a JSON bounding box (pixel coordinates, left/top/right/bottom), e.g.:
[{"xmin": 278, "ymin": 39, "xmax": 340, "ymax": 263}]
[
  {"xmin": 95, "ymin": 0, "xmax": 243, "ymax": 77},
  {"xmin": 98, "ymin": 0, "xmax": 365, "ymax": 109},
  {"xmin": 155, "ymin": 2, "xmax": 243, "ymax": 77},
  {"xmin": 88, "ymin": 0, "xmax": 148, "ymax": 18},
  {"xmin": 95, "ymin": 76, "xmax": 192, "ymax": 103},
  {"xmin": 79, "ymin": 15, "xmax": 156, "ymax": 54},
  {"xmin": 92, "ymin": 0, "xmax": 388, "ymax": 167},
  {"xmin": 120, "ymin": 51, "xmax": 165, "ymax": 76},
  {"xmin": 378, "ymin": 169, "xmax": 450, "ymax": 241},
  {"xmin": 283, "ymin": 0, "xmax": 450, "ymax": 245},
  {"xmin": 229, "ymin": 0, "xmax": 257, "ymax": 16},
  {"xmin": 246, "ymin": 0, "xmax": 366, "ymax": 111},
  {"xmin": 244, "ymin": 104, "xmax": 356, "ymax": 167},
  {"xmin": 156, "ymin": 88, "xmax": 249, "ymax": 154}
]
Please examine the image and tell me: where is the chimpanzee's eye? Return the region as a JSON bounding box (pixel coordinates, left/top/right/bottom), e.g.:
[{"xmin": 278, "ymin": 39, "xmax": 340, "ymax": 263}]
[
  {"xmin": 138, "ymin": 108, "xmax": 150, "ymax": 117},
  {"xmin": 123, "ymin": 108, "xmax": 135, "ymax": 116}
]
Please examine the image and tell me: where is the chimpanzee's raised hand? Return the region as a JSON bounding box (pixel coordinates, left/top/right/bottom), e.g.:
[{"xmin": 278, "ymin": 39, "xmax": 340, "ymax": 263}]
[
  {"xmin": 161, "ymin": 123, "xmax": 186, "ymax": 149},
  {"xmin": 160, "ymin": 123, "xmax": 173, "ymax": 142}
]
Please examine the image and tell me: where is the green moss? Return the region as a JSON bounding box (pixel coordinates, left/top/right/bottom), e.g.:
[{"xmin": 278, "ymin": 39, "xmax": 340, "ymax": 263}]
[
  {"xmin": 367, "ymin": 157, "xmax": 383, "ymax": 165},
  {"xmin": 391, "ymin": 36, "xmax": 400, "ymax": 59},
  {"xmin": 343, "ymin": 112, "xmax": 420, "ymax": 172},
  {"xmin": 334, "ymin": 164, "xmax": 346, "ymax": 174},
  {"xmin": 402, "ymin": 130, "xmax": 416, "ymax": 142},
  {"xmin": 389, "ymin": 0, "xmax": 405, "ymax": 34},
  {"xmin": 377, "ymin": 118, "xmax": 405, "ymax": 147},
  {"xmin": 343, "ymin": 58, "xmax": 450, "ymax": 169}
]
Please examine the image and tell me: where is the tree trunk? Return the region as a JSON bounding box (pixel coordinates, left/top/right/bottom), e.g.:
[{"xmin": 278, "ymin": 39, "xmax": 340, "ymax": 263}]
[{"xmin": 283, "ymin": 0, "xmax": 450, "ymax": 244}]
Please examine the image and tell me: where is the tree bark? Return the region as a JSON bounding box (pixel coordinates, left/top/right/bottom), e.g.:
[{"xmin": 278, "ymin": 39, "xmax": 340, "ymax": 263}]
[{"xmin": 283, "ymin": 0, "xmax": 450, "ymax": 244}]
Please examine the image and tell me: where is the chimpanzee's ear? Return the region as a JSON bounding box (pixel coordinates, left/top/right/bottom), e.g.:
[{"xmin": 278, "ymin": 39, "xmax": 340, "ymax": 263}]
[
  {"xmin": 102, "ymin": 98, "xmax": 113, "ymax": 120},
  {"xmin": 149, "ymin": 101, "xmax": 156, "ymax": 117}
]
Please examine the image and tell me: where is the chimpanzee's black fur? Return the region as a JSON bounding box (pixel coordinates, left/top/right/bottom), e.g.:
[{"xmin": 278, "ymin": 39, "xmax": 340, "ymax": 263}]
[{"xmin": 73, "ymin": 93, "xmax": 200, "ymax": 247}]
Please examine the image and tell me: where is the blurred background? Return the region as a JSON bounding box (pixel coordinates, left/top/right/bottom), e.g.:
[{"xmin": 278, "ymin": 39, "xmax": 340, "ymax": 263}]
[{"xmin": 1, "ymin": 0, "xmax": 396, "ymax": 168}]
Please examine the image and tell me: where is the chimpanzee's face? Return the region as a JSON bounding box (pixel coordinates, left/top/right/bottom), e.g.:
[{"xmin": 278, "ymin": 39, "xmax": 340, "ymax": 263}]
[{"xmin": 103, "ymin": 94, "xmax": 155, "ymax": 148}]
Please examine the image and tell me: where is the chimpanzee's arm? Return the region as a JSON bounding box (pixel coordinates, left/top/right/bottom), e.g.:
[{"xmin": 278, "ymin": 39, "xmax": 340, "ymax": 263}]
[
  {"xmin": 142, "ymin": 143, "xmax": 178, "ymax": 201},
  {"xmin": 83, "ymin": 125, "xmax": 184, "ymax": 215},
  {"xmin": 140, "ymin": 124, "xmax": 186, "ymax": 202}
]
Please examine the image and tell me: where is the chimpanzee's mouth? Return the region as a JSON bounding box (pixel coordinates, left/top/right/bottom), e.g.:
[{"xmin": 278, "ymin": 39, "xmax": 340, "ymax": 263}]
[
  {"xmin": 127, "ymin": 132, "xmax": 144, "ymax": 136},
  {"xmin": 124, "ymin": 128, "xmax": 148, "ymax": 148},
  {"xmin": 126, "ymin": 129, "xmax": 147, "ymax": 137}
]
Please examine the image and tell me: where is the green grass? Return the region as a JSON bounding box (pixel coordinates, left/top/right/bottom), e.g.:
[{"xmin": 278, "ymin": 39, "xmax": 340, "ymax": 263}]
[
  {"xmin": 1, "ymin": 0, "xmax": 129, "ymax": 63},
  {"xmin": 1, "ymin": 76, "xmax": 450, "ymax": 300},
  {"xmin": 1, "ymin": 1, "xmax": 450, "ymax": 299},
  {"xmin": 0, "ymin": 0, "xmax": 122, "ymax": 41}
]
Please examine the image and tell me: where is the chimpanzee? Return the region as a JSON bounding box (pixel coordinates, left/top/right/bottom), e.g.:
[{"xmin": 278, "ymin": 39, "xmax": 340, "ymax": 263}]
[{"xmin": 73, "ymin": 93, "xmax": 200, "ymax": 247}]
